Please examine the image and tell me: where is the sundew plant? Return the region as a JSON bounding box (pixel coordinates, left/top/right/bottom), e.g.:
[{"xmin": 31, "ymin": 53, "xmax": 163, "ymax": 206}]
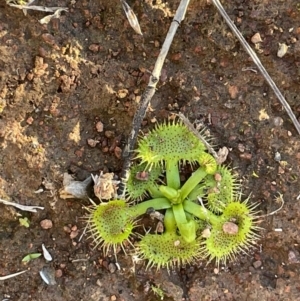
[{"xmin": 85, "ymin": 119, "xmax": 260, "ymax": 269}]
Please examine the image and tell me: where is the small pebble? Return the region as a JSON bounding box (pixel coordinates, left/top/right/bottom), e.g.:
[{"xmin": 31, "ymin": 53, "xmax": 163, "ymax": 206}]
[
  {"xmin": 251, "ymin": 33, "xmax": 262, "ymax": 44},
  {"xmin": 0, "ymin": 120, "xmax": 6, "ymax": 137},
  {"xmin": 105, "ymin": 130, "xmax": 114, "ymax": 138},
  {"xmin": 63, "ymin": 225, "xmax": 71, "ymax": 233},
  {"xmin": 96, "ymin": 121, "xmax": 104, "ymax": 132},
  {"xmin": 202, "ymin": 228, "xmax": 211, "ymax": 238},
  {"xmin": 117, "ymin": 89, "xmax": 128, "ymax": 98},
  {"xmin": 174, "ymin": 240, "xmax": 180, "ymax": 247},
  {"xmin": 27, "ymin": 72, "xmax": 34, "ymax": 81},
  {"xmin": 253, "ymin": 260, "xmax": 262, "ymax": 269},
  {"xmin": 222, "ymin": 222, "xmax": 239, "ymax": 235},
  {"xmin": 70, "ymin": 230, "xmax": 79, "ymax": 239},
  {"xmin": 273, "ymin": 116, "xmax": 283, "ymax": 127},
  {"xmin": 41, "ymin": 33, "xmax": 57, "ymax": 47},
  {"xmin": 55, "ymin": 269, "xmax": 63, "ymax": 278},
  {"xmin": 89, "ymin": 44, "xmax": 100, "ymax": 52},
  {"xmin": 87, "ymin": 139, "xmax": 99, "ymax": 147},
  {"xmin": 135, "ymin": 171, "xmax": 149, "ymax": 181},
  {"xmin": 108, "ymin": 262, "xmax": 117, "ymax": 273},
  {"xmin": 277, "ymin": 43, "xmax": 289, "ymax": 58},
  {"xmin": 240, "ymin": 153, "xmax": 252, "ymax": 160},
  {"xmin": 71, "ymin": 225, "xmax": 77, "ymax": 231},
  {"xmin": 214, "ymin": 173, "xmax": 222, "ymax": 182},
  {"xmin": 96, "ymin": 279, "xmax": 102, "ymax": 287},
  {"xmin": 40, "ymin": 219, "xmax": 53, "ymax": 229},
  {"xmin": 26, "ymin": 116, "xmax": 34, "ymax": 125},
  {"xmin": 110, "ymin": 295, "xmax": 117, "ymax": 301},
  {"xmin": 114, "ymin": 146, "xmax": 122, "ymax": 159},
  {"xmin": 288, "ymin": 250, "xmax": 299, "ymax": 263},
  {"xmin": 237, "ymin": 143, "xmax": 245, "ymax": 153},
  {"xmin": 274, "ymin": 152, "xmax": 281, "ymax": 162}
]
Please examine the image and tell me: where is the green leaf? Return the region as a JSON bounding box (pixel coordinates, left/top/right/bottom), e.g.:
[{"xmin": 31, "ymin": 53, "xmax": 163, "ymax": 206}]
[{"xmin": 22, "ymin": 253, "xmax": 42, "ymax": 262}]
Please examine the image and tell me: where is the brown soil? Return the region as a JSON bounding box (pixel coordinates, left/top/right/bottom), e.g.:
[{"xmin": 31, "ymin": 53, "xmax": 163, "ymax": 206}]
[{"xmin": 1, "ymin": 1, "xmax": 300, "ymax": 300}]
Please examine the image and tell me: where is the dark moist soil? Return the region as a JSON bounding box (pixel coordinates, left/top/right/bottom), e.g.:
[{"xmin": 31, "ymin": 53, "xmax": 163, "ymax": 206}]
[{"xmin": 1, "ymin": 0, "xmax": 300, "ymax": 300}]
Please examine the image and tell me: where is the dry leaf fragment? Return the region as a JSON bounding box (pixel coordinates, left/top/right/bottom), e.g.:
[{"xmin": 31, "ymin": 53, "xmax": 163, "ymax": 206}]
[
  {"xmin": 39, "ymin": 266, "xmax": 56, "ymax": 285},
  {"xmin": 92, "ymin": 172, "xmax": 119, "ymax": 200},
  {"xmin": 6, "ymin": 2, "xmax": 68, "ymax": 13},
  {"xmin": 216, "ymin": 146, "xmax": 229, "ymax": 164},
  {"xmin": 121, "ymin": 0, "xmax": 143, "ymax": 35},
  {"xmin": 6, "ymin": 1, "xmax": 68, "ymax": 24},
  {"xmin": 59, "ymin": 173, "xmax": 92, "ymax": 199},
  {"xmin": 42, "ymin": 244, "xmax": 53, "ymax": 261},
  {"xmin": 39, "ymin": 8, "xmax": 68, "ymax": 25}
]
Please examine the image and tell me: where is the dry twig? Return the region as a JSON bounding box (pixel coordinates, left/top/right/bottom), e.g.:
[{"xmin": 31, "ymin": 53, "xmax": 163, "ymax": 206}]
[
  {"xmin": 119, "ymin": 0, "xmax": 191, "ymax": 195},
  {"xmin": 0, "ymin": 270, "xmax": 27, "ymax": 281},
  {"xmin": 0, "ymin": 198, "xmax": 44, "ymax": 212}
]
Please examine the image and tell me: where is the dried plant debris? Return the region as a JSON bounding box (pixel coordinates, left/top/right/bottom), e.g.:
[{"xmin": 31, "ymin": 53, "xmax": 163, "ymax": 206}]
[
  {"xmin": 216, "ymin": 146, "xmax": 229, "ymax": 165},
  {"xmin": 39, "ymin": 266, "xmax": 56, "ymax": 285},
  {"xmin": 0, "ymin": 198, "xmax": 44, "ymax": 213},
  {"xmin": 59, "ymin": 173, "xmax": 92, "ymax": 199},
  {"xmin": 0, "ymin": 270, "xmax": 27, "ymax": 281},
  {"xmin": 42, "ymin": 244, "xmax": 53, "ymax": 262},
  {"xmin": 39, "ymin": 8, "xmax": 68, "ymax": 24},
  {"xmin": 92, "ymin": 172, "xmax": 120, "ymax": 200},
  {"xmin": 121, "ymin": 0, "xmax": 143, "ymax": 35},
  {"xmin": 6, "ymin": 0, "xmax": 68, "ymax": 24}
]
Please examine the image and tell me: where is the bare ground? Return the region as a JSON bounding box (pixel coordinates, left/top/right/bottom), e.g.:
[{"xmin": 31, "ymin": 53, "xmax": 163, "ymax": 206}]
[{"xmin": 0, "ymin": 0, "xmax": 300, "ymax": 300}]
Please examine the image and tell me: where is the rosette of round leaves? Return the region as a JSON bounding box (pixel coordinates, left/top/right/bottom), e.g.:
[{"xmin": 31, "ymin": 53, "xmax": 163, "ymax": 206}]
[
  {"xmin": 85, "ymin": 200, "xmax": 135, "ymax": 254},
  {"xmin": 206, "ymin": 166, "xmax": 240, "ymax": 213},
  {"xmin": 126, "ymin": 162, "xmax": 163, "ymax": 200},
  {"xmin": 135, "ymin": 121, "xmax": 207, "ymax": 168},
  {"xmin": 136, "ymin": 232, "xmax": 201, "ymax": 270},
  {"xmin": 201, "ymin": 200, "xmax": 260, "ymax": 266}
]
